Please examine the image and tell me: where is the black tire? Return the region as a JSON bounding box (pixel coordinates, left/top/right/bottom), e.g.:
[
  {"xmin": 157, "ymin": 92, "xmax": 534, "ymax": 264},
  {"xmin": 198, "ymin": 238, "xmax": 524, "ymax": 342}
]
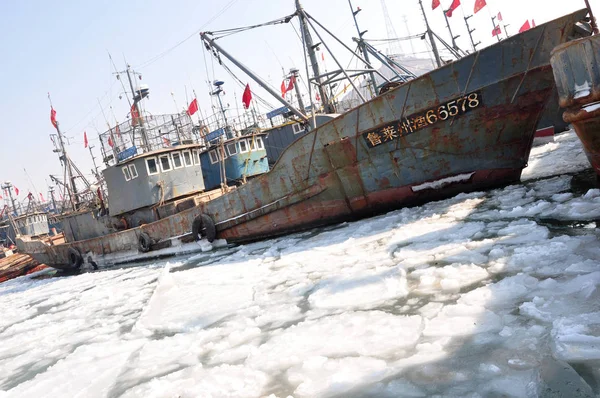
[
  {"xmin": 138, "ymin": 232, "xmax": 152, "ymax": 253},
  {"xmin": 192, "ymin": 214, "xmax": 216, "ymax": 243},
  {"xmin": 68, "ymin": 247, "xmax": 83, "ymax": 269}
]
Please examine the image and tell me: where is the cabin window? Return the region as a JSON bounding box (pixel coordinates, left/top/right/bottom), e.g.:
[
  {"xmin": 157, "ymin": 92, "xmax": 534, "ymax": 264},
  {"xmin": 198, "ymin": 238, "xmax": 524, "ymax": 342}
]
[
  {"xmin": 292, "ymin": 123, "xmax": 305, "ymax": 135},
  {"xmin": 255, "ymin": 137, "xmax": 264, "ymax": 150},
  {"xmin": 227, "ymin": 143, "xmax": 238, "ymax": 156},
  {"xmin": 239, "ymin": 139, "xmax": 248, "ymax": 153},
  {"xmin": 182, "ymin": 150, "xmax": 193, "ymax": 167},
  {"xmin": 146, "ymin": 157, "xmax": 159, "ymax": 175},
  {"xmin": 209, "ymin": 149, "xmax": 219, "ymax": 164},
  {"xmin": 192, "ymin": 149, "xmax": 200, "ymax": 165},
  {"xmin": 249, "ymin": 137, "xmax": 256, "ymax": 151},
  {"xmin": 159, "ymin": 154, "xmax": 172, "ymax": 172},
  {"xmin": 172, "ymin": 152, "xmax": 183, "ymax": 169},
  {"xmin": 122, "ymin": 166, "xmax": 131, "ymax": 181},
  {"xmin": 129, "ymin": 164, "xmax": 138, "ymax": 179}
]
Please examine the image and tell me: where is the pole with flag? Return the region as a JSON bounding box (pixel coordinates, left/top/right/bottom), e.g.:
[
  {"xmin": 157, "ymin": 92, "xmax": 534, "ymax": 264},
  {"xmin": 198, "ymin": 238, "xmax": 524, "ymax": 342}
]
[
  {"xmin": 48, "ymin": 93, "xmax": 78, "ymax": 211},
  {"xmin": 442, "ymin": 0, "xmax": 461, "ymax": 51}
]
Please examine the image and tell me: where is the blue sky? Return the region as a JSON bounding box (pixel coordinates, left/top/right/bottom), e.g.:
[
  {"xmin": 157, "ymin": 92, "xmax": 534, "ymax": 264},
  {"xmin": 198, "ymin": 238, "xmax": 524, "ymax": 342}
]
[{"xmin": 0, "ymin": 0, "xmax": 596, "ymax": 206}]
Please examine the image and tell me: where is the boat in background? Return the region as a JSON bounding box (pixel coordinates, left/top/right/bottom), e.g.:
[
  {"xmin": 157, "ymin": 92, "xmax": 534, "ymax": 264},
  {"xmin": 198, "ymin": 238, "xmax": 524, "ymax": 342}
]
[
  {"xmin": 550, "ymin": 17, "xmax": 600, "ymax": 177},
  {"xmin": 18, "ymin": 4, "xmax": 593, "ymax": 270}
]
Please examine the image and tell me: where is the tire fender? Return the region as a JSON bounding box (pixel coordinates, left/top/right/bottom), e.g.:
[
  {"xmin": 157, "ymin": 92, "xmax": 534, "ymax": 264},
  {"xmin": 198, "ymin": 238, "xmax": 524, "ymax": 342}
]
[
  {"xmin": 138, "ymin": 232, "xmax": 152, "ymax": 253},
  {"xmin": 192, "ymin": 214, "xmax": 216, "ymax": 243},
  {"xmin": 68, "ymin": 247, "xmax": 83, "ymax": 269}
]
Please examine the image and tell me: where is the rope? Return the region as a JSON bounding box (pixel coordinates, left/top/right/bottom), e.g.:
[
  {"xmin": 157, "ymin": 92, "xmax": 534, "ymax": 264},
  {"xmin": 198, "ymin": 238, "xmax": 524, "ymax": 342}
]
[{"xmin": 208, "ymin": 13, "xmax": 296, "ymax": 39}]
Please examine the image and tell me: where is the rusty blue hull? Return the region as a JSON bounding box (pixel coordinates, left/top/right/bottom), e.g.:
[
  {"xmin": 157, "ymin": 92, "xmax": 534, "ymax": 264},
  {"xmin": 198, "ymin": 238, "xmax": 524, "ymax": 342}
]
[
  {"xmin": 201, "ymin": 9, "xmax": 589, "ymax": 242},
  {"xmin": 18, "ymin": 9, "xmax": 589, "ymax": 269}
]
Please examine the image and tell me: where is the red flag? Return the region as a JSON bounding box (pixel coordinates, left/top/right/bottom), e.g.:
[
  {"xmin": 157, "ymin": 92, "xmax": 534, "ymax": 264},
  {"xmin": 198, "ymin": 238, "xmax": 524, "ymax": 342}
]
[
  {"xmin": 83, "ymin": 131, "xmax": 88, "ymax": 148},
  {"xmin": 474, "ymin": 0, "xmax": 486, "ymax": 14},
  {"xmin": 14, "ymin": 187, "xmax": 19, "ymax": 196},
  {"xmin": 287, "ymin": 75, "xmax": 296, "ymax": 92},
  {"xmin": 497, "ymin": 12, "xmax": 503, "ymax": 21},
  {"xmin": 321, "ymin": 52, "xmax": 325, "ymax": 61},
  {"xmin": 130, "ymin": 104, "xmax": 140, "ymax": 126},
  {"xmin": 108, "ymin": 136, "xmax": 114, "ymax": 147},
  {"xmin": 242, "ymin": 84, "xmax": 252, "ymax": 109},
  {"xmin": 50, "ymin": 107, "xmax": 58, "ymax": 129},
  {"xmin": 432, "ymin": 0, "xmax": 440, "ymax": 10},
  {"xmin": 532, "ymin": 19, "xmax": 536, "ymax": 27},
  {"xmin": 163, "ymin": 137, "xmax": 171, "ymax": 147},
  {"xmin": 445, "ymin": 0, "xmax": 460, "ymax": 17},
  {"xmin": 39, "ymin": 193, "xmax": 45, "ymax": 202},
  {"xmin": 115, "ymin": 124, "xmax": 121, "ymax": 137},
  {"xmin": 492, "ymin": 25, "xmax": 502, "ymax": 36},
  {"xmin": 519, "ymin": 20, "xmax": 531, "ymax": 33},
  {"xmin": 186, "ymin": 98, "xmax": 199, "ymax": 116},
  {"xmin": 316, "ymin": 92, "xmax": 321, "ymax": 101},
  {"xmin": 281, "ymin": 80, "xmax": 287, "ymax": 98}
]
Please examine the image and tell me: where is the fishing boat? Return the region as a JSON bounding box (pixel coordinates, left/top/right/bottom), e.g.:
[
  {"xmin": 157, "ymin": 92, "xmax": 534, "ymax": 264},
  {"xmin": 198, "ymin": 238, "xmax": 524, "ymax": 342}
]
[
  {"xmin": 17, "ymin": 3, "xmax": 593, "ymax": 270},
  {"xmin": 550, "ymin": 11, "xmax": 600, "ymax": 177}
]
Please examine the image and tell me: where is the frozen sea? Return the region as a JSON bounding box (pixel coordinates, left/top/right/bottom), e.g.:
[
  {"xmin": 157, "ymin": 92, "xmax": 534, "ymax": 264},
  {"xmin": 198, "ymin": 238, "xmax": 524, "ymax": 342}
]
[{"xmin": 1, "ymin": 131, "xmax": 600, "ymax": 397}]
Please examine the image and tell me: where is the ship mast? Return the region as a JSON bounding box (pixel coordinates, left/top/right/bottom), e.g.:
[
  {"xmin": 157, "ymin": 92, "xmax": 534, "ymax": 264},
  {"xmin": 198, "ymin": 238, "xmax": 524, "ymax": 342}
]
[
  {"xmin": 295, "ymin": 0, "xmax": 336, "ymax": 114},
  {"xmin": 418, "ymin": 0, "xmax": 442, "ymax": 68},
  {"xmin": 48, "ymin": 97, "xmax": 79, "ymax": 212},
  {"xmin": 584, "ymin": 0, "xmax": 599, "ymax": 34},
  {"xmin": 348, "ymin": 0, "xmax": 377, "ymax": 95}
]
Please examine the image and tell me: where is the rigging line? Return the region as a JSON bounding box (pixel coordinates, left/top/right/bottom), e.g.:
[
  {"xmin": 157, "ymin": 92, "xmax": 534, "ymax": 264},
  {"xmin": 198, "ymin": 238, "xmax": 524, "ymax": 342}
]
[
  {"xmin": 365, "ymin": 33, "xmax": 427, "ymax": 42},
  {"xmin": 61, "ymin": 79, "xmax": 119, "ymax": 134},
  {"xmin": 219, "ymin": 61, "xmax": 275, "ymax": 110},
  {"xmin": 208, "ymin": 13, "xmax": 297, "ymax": 38},
  {"xmin": 135, "ymin": 0, "xmax": 240, "ymax": 70},
  {"xmin": 220, "ymin": 62, "xmax": 275, "ymax": 110}
]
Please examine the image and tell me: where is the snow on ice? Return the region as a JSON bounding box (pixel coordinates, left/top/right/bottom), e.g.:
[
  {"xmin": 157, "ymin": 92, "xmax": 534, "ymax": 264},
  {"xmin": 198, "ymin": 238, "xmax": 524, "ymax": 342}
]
[{"xmin": 0, "ymin": 130, "xmax": 599, "ymax": 397}]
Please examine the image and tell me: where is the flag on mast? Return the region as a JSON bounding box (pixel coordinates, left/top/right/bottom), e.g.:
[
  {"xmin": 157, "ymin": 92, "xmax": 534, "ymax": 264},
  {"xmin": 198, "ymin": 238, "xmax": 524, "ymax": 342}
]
[
  {"xmin": 492, "ymin": 25, "xmax": 502, "ymax": 36},
  {"xmin": 130, "ymin": 104, "xmax": 140, "ymax": 126},
  {"xmin": 14, "ymin": 186, "xmax": 19, "ymax": 196},
  {"xmin": 186, "ymin": 98, "xmax": 199, "ymax": 116},
  {"xmin": 519, "ymin": 20, "xmax": 531, "ymax": 32},
  {"xmin": 287, "ymin": 74, "xmax": 296, "ymax": 92},
  {"xmin": 498, "ymin": 12, "xmax": 503, "ymax": 21},
  {"xmin": 532, "ymin": 19, "xmax": 536, "ymax": 27},
  {"xmin": 445, "ymin": 0, "xmax": 461, "ymax": 17},
  {"xmin": 84, "ymin": 131, "xmax": 88, "ymax": 148},
  {"xmin": 432, "ymin": 0, "xmax": 440, "ymax": 10},
  {"xmin": 474, "ymin": 0, "xmax": 486, "ymax": 14},
  {"xmin": 242, "ymin": 84, "xmax": 252, "ymax": 109},
  {"xmin": 281, "ymin": 80, "xmax": 287, "ymax": 98},
  {"xmin": 50, "ymin": 107, "xmax": 58, "ymax": 129}
]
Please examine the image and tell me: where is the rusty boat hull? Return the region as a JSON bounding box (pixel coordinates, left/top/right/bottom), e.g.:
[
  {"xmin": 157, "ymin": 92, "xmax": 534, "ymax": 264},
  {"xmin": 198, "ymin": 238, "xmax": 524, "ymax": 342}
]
[
  {"xmin": 19, "ymin": 10, "xmax": 589, "ymax": 270},
  {"xmin": 551, "ymin": 32, "xmax": 600, "ymax": 177}
]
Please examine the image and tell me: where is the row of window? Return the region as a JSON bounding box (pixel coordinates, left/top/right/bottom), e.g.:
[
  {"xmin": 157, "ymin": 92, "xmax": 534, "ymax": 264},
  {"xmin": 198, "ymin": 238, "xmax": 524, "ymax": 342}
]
[
  {"xmin": 122, "ymin": 138, "xmax": 267, "ymax": 180},
  {"xmin": 208, "ymin": 137, "xmax": 265, "ymax": 164},
  {"xmin": 122, "ymin": 149, "xmax": 202, "ymax": 180},
  {"xmin": 15, "ymin": 215, "xmax": 47, "ymax": 228}
]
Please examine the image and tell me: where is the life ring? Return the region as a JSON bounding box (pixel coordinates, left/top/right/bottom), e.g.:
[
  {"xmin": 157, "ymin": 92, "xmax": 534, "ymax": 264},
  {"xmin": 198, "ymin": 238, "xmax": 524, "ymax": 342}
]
[
  {"xmin": 138, "ymin": 232, "xmax": 152, "ymax": 253},
  {"xmin": 68, "ymin": 247, "xmax": 83, "ymax": 269},
  {"xmin": 192, "ymin": 214, "xmax": 216, "ymax": 243}
]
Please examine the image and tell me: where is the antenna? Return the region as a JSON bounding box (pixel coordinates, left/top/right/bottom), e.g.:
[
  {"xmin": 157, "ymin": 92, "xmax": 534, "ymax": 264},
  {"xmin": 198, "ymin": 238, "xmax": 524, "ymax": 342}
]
[{"xmin": 380, "ymin": 0, "xmax": 402, "ymax": 56}]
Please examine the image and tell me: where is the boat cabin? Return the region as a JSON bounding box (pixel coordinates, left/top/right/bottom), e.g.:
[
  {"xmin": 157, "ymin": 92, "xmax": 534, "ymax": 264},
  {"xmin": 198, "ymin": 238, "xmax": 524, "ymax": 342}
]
[
  {"xmin": 103, "ymin": 143, "xmax": 206, "ymax": 216},
  {"xmin": 200, "ymin": 127, "xmax": 269, "ymax": 190},
  {"xmin": 12, "ymin": 212, "xmax": 49, "ymax": 237}
]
